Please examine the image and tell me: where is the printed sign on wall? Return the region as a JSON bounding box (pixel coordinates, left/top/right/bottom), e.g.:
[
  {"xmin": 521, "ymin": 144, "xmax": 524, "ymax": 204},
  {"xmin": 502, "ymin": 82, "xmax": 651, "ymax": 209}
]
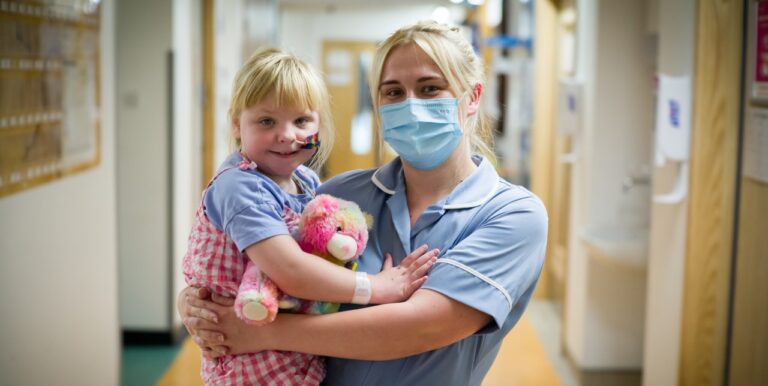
[{"xmin": 753, "ymin": 1, "xmax": 768, "ymax": 101}]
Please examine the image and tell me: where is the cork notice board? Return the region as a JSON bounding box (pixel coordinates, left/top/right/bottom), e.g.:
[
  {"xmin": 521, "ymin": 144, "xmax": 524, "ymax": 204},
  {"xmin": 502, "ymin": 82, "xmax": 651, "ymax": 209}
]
[{"xmin": 0, "ymin": 0, "xmax": 101, "ymax": 197}]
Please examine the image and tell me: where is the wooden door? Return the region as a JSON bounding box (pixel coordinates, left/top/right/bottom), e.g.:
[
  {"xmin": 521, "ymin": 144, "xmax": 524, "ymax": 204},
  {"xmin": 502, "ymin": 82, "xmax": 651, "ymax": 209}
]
[
  {"xmin": 321, "ymin": 41, "xmax": 380, "ymax": 179},
  {"xmin": 201, "ymin": 0, "xmax": 214, "ymax": 189},
  {"xmin": 679, "ymin": 0, "xmax": 744, "ymax": 385},
  {"xmin": 727, "ymin": 2, "xmax": 768, "ymax": 385}
]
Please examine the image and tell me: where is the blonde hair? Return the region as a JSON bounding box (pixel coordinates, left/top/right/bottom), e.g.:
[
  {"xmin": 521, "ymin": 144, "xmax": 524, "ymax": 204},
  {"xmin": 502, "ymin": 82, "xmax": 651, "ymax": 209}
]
[
  {"xmin": 370, "ymin": 21, "xmax": 496, "ymax": 163},
  {"xmin": 229, "ymin": 47, "xmax": 334, "ymax": 171}
]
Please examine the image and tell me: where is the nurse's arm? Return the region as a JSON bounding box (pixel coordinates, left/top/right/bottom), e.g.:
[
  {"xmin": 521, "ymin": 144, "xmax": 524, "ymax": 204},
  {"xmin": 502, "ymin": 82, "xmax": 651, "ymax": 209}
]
[{"xmin": 208, "ymin": 288, "xmax": 491, "ymax": 360}]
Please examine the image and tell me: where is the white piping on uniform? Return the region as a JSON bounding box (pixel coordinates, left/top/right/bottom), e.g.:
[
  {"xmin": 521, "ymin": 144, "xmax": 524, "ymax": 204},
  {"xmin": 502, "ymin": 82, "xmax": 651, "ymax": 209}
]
[
  {"xmin": 434, "ymin": 257, "xmax": 513, "ymax": 309},
  {"xmin": 371, "ymin": 172, "xmax": 396, "ymax": 195},
  {"xmin": 444, "ymin": 177, "xmax": 500, "ymax": 209}
]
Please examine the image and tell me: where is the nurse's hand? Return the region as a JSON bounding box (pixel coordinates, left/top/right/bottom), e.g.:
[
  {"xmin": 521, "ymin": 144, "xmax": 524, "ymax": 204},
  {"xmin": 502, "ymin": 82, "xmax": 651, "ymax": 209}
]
[
  {"xmin": 369, "ymin": 245, "xmax": 439, "ymax": 304},
  {"xmin": 179, "ymin": 286, "xmax": 230, "ymax": 356},
  {"xmin": 185, "ymin": 293, "xmax": 267, "ymax": 358}
]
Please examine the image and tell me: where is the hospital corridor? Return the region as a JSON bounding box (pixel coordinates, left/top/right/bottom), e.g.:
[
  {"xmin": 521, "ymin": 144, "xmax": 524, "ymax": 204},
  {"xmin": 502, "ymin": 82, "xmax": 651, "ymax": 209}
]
[{"xmin": 1, "ymin": 0, "xmax": 764, "ymax": 385}]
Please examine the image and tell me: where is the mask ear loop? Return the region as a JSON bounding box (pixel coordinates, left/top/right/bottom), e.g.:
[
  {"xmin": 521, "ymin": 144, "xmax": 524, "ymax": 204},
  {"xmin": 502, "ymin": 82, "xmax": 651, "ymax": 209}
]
[{"xmin": 455, "ymin": 91, "xmax": 472, "ymax": 135}]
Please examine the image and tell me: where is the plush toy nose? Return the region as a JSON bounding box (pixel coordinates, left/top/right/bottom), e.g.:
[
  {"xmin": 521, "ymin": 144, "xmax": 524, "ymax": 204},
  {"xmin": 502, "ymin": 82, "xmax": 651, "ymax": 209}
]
[{"xmin": 327, "ymin": 233, "xmax": 358, "ymax": 262}]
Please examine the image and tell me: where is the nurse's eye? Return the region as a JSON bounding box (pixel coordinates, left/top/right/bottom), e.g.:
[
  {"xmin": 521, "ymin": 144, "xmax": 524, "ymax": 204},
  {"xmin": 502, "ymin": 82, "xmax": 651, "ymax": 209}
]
[
  {"xmin": 422, "ymin": 85, "xmax": 441, "ymax": 94},
  {"xmin": 381, "ymin": 87, "xmax": 403, "ymax": 99}
]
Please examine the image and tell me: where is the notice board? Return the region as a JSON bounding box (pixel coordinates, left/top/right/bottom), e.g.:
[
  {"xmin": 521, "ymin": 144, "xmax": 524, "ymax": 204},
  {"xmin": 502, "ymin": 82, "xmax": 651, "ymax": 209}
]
[{"xmin": 0, "ymin": 0, "xmax": 101, "ymax": 197}]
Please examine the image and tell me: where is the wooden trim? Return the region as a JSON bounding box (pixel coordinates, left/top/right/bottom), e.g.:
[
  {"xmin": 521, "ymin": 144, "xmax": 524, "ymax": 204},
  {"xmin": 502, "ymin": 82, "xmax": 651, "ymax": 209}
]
[
  {"xmin": 201, "ymin": 0, "xmax": 215, "ymax": 189},
  {"xmin": 679, "ymin": 0, "xmax": 744, "ymax": 385},
  {"xmin": 728, "ymin": 1, "xmax": 767, "ymax": 384},
  {"xmin": 729, "ymin": 179, "xmax": 768, "ymax": 385},
  {"xmin": 530, "ymin": 0, "xmax": 559, "ymax": 299}
]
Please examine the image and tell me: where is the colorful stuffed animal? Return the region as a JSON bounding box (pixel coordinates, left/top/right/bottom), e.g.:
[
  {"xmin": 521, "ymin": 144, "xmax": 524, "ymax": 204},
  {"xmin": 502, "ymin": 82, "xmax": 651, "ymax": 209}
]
[{"xmin": 234, "ymin": 194, "xmax": 371, "ymax": 325}]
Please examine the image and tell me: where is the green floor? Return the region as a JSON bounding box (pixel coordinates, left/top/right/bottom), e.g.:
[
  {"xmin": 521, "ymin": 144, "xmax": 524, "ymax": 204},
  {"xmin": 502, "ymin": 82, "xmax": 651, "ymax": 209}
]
[{"xmin": 121, "ymin": 344, "xmax": 180, "ymax": 386}]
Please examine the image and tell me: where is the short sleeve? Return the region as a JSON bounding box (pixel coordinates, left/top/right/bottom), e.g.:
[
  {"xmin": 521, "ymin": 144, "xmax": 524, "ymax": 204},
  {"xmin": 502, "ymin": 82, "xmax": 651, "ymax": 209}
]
[
  {"xmin": 204, "ymin": 170, "xmax": 290, "ymax": 251},
  {"xmin": 296, "ymin": 165, "xmax": 321, "ymax": 192},
  {"xmin": 421, "ymin": 194, "xmax": 548, "ymax": 330}
]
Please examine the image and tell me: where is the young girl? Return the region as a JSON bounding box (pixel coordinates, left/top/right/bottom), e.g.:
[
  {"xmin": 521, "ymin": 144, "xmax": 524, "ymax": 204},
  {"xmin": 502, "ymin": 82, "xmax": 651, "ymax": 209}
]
[{"xmin": 182, "ymin": 47, "xmax": 437, "ymax": 385}]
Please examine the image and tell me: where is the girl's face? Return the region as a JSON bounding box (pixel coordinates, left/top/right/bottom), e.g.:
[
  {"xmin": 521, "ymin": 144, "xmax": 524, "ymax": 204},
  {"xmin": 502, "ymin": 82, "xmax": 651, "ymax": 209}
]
[
  {"xmin": 378, "ymin": 43, "xmax": 455, "ymax": 105},
  {"xmin": 233, "ymin": 92, "xmax": 319, "ymax": 181}
]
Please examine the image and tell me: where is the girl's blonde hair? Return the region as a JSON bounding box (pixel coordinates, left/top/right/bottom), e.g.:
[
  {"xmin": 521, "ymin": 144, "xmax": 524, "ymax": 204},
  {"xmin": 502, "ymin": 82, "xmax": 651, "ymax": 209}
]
[
  {"xmin": 229, "ymin": 47, "xmax": 334, "ymax": 171},
  {"xmin": 370, "ymin": 21, "xmax": 496, "ymax": 163}
]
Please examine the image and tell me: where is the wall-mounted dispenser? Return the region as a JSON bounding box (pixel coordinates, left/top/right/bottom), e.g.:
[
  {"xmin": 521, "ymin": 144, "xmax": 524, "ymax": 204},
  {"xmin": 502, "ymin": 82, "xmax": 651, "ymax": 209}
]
[
  {"xmin": 558, "ymin": 77, "xmax": 583, "ymax": 164},
  {"xmin": 653, "ymin": 74, "xmax": 692, "ymax": 204}
]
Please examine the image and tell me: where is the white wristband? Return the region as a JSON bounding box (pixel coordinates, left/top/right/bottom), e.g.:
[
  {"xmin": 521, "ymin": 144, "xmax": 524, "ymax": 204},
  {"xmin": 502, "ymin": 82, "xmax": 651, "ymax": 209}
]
[{"xmin": 351, "ymin": 271, "xmax": 372, "ymax": 305}]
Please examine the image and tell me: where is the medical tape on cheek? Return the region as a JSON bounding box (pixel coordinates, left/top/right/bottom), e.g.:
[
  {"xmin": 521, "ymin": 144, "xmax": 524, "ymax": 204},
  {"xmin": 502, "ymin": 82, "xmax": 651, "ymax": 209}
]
[{"xmin": 298, "ymin": 132, "xmax": 321, "ymax": 149}]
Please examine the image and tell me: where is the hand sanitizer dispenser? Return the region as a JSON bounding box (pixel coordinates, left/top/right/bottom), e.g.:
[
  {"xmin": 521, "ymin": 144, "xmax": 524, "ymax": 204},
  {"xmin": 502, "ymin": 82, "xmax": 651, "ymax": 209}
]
[
  {"xmin": 558, "ymin": 77, "xmax": 583, "ymax": 163},
  {"xmin": 654, "ymin": 74, "xmax": 692, "ymax": 204}
]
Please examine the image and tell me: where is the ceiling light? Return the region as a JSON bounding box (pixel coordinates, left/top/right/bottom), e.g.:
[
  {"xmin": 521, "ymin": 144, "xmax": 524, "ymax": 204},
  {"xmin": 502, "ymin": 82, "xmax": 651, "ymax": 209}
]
[{"xmin": 432, "ymin": 6, "xmax": 451, "ymax": 24}]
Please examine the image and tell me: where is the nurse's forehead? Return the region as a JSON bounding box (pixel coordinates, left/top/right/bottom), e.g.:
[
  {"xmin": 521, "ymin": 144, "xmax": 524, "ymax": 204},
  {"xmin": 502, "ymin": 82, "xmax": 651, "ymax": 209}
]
[
  {"xmin": 385, "ymin": 43, "xmax": 439, "ymax": 64},
  {"xmin": 381, "ymin": 52, "xmax": 444, "ymax": 82},
  {"xmin": 380, "ymin": 76, "xmax": 446, "ymax": 87}
]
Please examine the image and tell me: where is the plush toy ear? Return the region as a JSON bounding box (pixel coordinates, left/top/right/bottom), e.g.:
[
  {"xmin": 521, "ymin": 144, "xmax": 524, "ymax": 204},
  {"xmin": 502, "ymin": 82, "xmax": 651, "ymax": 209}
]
[
  {"xmin": 363, "ymin": 213, "xmax": 373, "ymax": 230},
  {"xmin": 305, "ymin": 194, "xmax": 335, "ymax": 220},
  {"xmin": 306, "ymin": 203, "xmax": 329, "ymax": 220}
]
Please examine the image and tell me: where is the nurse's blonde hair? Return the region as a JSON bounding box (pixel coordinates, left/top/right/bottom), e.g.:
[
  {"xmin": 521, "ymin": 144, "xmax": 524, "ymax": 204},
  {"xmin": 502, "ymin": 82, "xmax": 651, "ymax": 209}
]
[
  {"xmin": 370, "ymin": 21, "xmax": 496, "ymax": 163},
  {"xmin": 229, "ymin": 47, "xmax": 334, "ymax": 172}
]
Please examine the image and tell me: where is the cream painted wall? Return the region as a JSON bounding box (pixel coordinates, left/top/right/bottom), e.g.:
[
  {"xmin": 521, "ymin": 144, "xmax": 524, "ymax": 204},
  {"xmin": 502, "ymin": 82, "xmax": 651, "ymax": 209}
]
[
  {"xmin": 565, "ymin": 0, "xmax": 655, "ymax": 369},
  {"xmin": 0, "ymin": 0, "xmax": 119, "ymax": 384},
  {"xmin": 279, "ymin": 5, "xmax": 439, "ymax": 70},
  {"xmin": 642, "ymin": 0, "xmax": 695, "ymax": 384},
  {"xmin": 213, "ymin": 0, "xmax": 245, "ymax": 168},
  {"xmin": 172, "ymin": 0, "xmax": 204, "ymax": 328},
  {"xmin": 116, "ymin": 0, "xmax": 173, "ymax": 330},
  {"xmin": 564, "ymin": 0, "xmax": 597, "ymax": 367}
]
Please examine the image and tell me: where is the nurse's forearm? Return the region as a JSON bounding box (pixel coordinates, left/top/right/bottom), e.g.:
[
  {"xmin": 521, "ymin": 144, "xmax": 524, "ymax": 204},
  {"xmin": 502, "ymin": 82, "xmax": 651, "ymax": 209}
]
[{"xmin": 258, "ymin": 289, "xmax": 491, "ymax": 360}]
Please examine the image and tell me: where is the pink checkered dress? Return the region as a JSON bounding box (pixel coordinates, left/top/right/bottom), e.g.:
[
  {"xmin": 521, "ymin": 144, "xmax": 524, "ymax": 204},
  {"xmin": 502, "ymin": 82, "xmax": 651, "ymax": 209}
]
[{"xmin": 183, "ymin": 167, "xmax": 324, "ymax": 386}]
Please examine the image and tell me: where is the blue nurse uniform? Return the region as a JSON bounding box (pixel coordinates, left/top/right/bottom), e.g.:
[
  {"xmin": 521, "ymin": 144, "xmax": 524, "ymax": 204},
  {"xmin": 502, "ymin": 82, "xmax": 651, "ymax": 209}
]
[{"xmin": 318, "ymin": 156, "xmax": 548, "ymax": 386}]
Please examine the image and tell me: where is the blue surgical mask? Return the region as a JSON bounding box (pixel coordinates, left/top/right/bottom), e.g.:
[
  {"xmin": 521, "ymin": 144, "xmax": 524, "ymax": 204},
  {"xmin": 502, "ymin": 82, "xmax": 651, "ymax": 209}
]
[{"xmin": 379, "ymin": 98, "xmax": 462, "ymax": 170}]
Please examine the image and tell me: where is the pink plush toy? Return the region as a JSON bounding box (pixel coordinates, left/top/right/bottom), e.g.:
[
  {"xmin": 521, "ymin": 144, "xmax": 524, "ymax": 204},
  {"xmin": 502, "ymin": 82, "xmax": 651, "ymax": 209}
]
[{"xmin": 234, "ymin": 194, "xmax": 371, "ymax": 325}]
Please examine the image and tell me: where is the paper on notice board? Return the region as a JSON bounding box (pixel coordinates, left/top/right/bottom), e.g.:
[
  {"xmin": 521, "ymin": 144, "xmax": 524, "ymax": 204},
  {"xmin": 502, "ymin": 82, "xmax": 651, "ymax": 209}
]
[
  {"xmin": 745, "ymin": 108, "xmax": 768, "ymax": 184},
  {"xmin": 326, "ymin": 49, "xmax": 352, "ymax": 86}
]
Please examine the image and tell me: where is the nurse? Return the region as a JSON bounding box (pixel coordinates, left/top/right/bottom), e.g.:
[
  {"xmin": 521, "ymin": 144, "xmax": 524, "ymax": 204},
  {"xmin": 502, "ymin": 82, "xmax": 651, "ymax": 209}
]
[{"xmin": 181, "ymin": 21, "xmax": 548, "ymax": 385}]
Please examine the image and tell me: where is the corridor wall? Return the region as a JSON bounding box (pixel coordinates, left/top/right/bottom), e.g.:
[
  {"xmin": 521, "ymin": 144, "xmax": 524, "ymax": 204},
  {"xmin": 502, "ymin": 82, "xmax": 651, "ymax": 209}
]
[{"xmin": 0, "ymin": 0, "xmax": 120, "ymax": 384}]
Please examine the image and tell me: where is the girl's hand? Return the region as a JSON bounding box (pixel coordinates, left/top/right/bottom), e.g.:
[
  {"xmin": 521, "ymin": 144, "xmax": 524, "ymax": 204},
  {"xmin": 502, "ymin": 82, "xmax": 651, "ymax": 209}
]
[
  {"xmin": 369, "ymin": 245, "xmax": 439, "ymax": 304},
  {"xmin": 178, "ymin": 286, "xmax": 231, "ymax": 356}
]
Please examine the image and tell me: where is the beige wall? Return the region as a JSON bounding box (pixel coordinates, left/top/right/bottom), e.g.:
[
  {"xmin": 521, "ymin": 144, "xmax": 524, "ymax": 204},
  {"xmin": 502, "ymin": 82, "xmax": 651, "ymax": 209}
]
[
  {"xmin": 116, "ymin": 0, "xmax": 173, "ymax": 330},
  {"xmin": 0, "ymin": 0, "xmax": 119, "ymax": 383},
  {"xmin": 564, "ymin": 0, "xmax": 654, "ymax": 368},
  {"xmin": 171, "ymin": 0, "xmax": 204, "ymax": 330}
]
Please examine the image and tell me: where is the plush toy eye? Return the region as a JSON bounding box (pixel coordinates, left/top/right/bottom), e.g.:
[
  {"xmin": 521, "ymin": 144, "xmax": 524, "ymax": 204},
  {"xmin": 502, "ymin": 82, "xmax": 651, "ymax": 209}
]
[{"xmin": 336, "ymin": 226, "xmax": 342, "ymax": 232}]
